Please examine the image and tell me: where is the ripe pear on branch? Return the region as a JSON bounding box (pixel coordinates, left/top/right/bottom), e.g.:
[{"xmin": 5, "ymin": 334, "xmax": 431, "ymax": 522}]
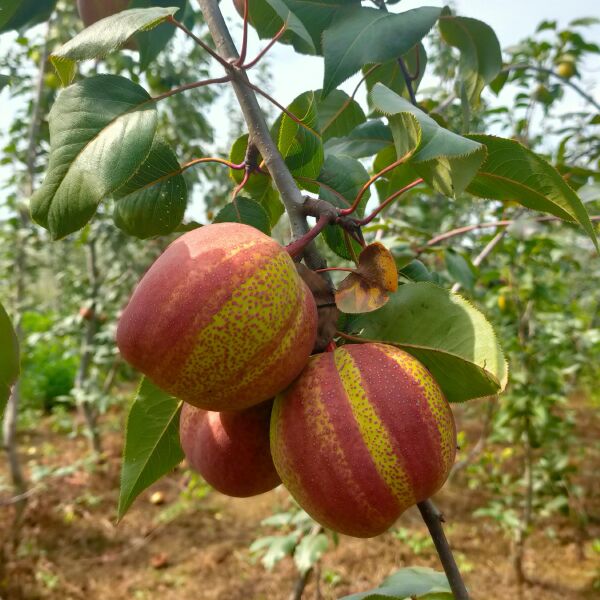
[{"xmin": 117, "ymin": 223, "xmax": 317, "ymax": 411}]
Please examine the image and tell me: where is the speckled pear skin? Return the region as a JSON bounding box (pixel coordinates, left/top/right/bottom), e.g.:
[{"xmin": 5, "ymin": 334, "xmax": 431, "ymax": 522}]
[
  {"xmin": 270, "ymin": 343, "xmax": 456, "ymax": 538},
  {"xmin": 117, "ymin": 223, "xmax": 318, "ymax": 411},
  {"xmin": 179, "ymin": 401, "xmax": 280, "ymax": 498}
]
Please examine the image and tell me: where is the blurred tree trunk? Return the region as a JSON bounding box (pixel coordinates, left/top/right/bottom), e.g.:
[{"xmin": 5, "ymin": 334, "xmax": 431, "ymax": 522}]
[{"xmin": 74, "ymin": 237, "xmax": 103, "ymax": 455}]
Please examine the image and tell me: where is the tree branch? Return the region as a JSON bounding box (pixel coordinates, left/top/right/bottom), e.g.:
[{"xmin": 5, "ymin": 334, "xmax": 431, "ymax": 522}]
[
  {"xmin": 418, "ymin": 500, "xmax": 470, "ymax": 599},
  {"xmin": 195, "ymin": 0, "xmax": 326, "ymax": 270}
]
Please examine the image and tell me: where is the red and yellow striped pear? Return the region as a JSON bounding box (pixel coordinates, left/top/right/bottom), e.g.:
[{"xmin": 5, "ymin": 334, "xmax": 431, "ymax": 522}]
[
  {"xmin": 270, "ymin": 343, "xmax": 456, "ymax": 538},
  {"xmin": 117, "ymin": 223, "xmax": 317, "ymax": 411},
  {"xmin": 180, "ymin": 400, "xmax": 281, "ymax": 497}
]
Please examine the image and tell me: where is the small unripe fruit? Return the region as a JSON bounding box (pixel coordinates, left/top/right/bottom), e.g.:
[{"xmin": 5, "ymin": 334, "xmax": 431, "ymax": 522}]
[
  {"xmin": 117, "ymin": 223, "xmax": 317, "ymax": 411},
  {"xmin": 556, "ymin": 61, "xmax": 575, "ymax": 79},
  {"xmin": 271, "ymin": 343, "xmax": 456, "ymax": 538},
  {"xmin": 180, "ymin": 401, "xmax": 280, "ymax": 497}
]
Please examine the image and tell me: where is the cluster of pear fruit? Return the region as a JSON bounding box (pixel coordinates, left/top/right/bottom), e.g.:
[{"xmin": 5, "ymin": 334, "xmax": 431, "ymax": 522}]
[{"xmin": 117, "ymin": 223, "xmax": 457, "ymax": 537}]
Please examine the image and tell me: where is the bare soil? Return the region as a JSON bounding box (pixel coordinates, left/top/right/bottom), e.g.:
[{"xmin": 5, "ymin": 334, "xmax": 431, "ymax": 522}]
[{"xmin": 1, "ymin": 396, "xmax": 599, "ymax": 600}]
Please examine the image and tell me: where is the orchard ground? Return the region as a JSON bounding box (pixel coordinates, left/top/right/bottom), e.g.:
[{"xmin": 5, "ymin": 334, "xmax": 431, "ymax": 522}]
[{"xmin": 2, "ymin": 390, "xmax": 599, "ymax": 600}]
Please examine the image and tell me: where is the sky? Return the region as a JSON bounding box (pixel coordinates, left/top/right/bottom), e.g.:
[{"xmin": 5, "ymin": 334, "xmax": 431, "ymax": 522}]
[{"xmin": 0, "ymin": 0, "xmax": 599, "ymax": 221}]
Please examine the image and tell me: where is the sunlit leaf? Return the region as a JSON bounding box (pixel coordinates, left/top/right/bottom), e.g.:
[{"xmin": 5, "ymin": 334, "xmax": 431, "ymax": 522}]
[
  {"xmin": 273, "ymin": 91, "xmax": 324, "ymax": 184},
  {"xmin": 31, "ymin": 75, "xmax": 157, "ymax": 239},
  {"xmin": 346, "ymin": 282, "xmax": 508, "ymax": 402},
  {"xmin": 51, "ymin": 7, "xmax": 179, "ymax": 84},
  {"xmin": 466, "ymin": 135, "xmax": 599, "ymax": 250},
  {"xmin": 371, "ymin": 83, "xmax": 486, "ymax": 196},
  {"xmin": 336, "ymin": 243, "xmax": 398, "ymax": 314},
  {"xmin": 117, "ymin": 378, "xmax": 183, "ymax": 521},
  {"xmin": 340, "ymin": 567, "xmax": 452, "ymax": 600},
  {"xmin": 294, "ymin": 533, "xmax": 329, "ymax": 575}
]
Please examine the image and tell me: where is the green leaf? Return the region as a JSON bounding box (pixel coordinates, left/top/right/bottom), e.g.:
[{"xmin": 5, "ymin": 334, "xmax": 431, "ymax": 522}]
[
  {"xmin": 229, "ymin": 134, "xmax": 284, "ymax": 226},
  {"xmin": 322, "ymin": 6, "xmax": 441, "ymax": 96},
  {"xmin": 113, "ymin": 137, "xmax": 187, "ymax": 238},
  {"xmin": 317, "ymin": 155, "xmax": 370, "ymax": 260},
  {"xmin": 294, "ymin": 533, "xmax": 329, "ymax": 575},
  {"xmin": 0, "ymin": 74, "xmax": 9, "ymax": 91},
  {"xmin": 466, "ymin": 135, "xmax": 599, "ymax": 250},
  {"xmin": 280, "ymin": 0, "xmax": 361, "ymax": 54},
  {"xmin": 341, "ymin": 567, "xmax": 452, "ymax": 600},
  {"xmin": 0, "ymin": 301, "xmax": 19, "ymax": 419},
  {"xmin": 371, "ymin": 83, "xmax": 486, "ymax": 196},
  {"xmin": 364, "ymin": 43, "xmax": 428, "ymax": 110},
  {"xmin": 31, "ymin": 74, "xmax": 157, "ymax": 239},
  {"xmin": 242, "ymin": 0, "xmax": 316, "ymax": 55},
  {"xmin": 0, "ymin": 0, "xmax": 57, "ymax": 33},
  {"xmin": 213, "ymin": 197, "xmax": 271, "ymax": 235},
  {"xmin": 439, "ymin": 12, "xmax": 502, "ymax": 107},
  {"xmin": 117, "ymin": 377, "xmax": 183, "ymax": 521},
  {"xmin": 274, "ymin": 91, "xmax": 324, "ymax": 182},
  {"xmin": 324, "ymin": 119, "xmax": 393, "ymax": 159},
  {"xmin": 346, "ymin": 282, "xmax": 507, "ymax": 402},
  {"xmin": 131, "ymin": 0, "xmax": 186, "ymax": 71},
  {"xmin": 445, "ymin": 248, "xmax": 476, "ymax": 293},
  {"xmin": 317, "ymin": 89, "xmax": 366, "ymax": 141},
  {"xmin": 249, "ymin": 534, "xmax": 298, "ymax": 570},
  {"xmin": 50, "ymin": 7, "xmax": 179, "ymax": 85}
]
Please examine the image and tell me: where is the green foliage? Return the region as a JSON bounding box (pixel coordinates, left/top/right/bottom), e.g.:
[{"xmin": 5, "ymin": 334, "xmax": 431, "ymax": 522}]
[
  {"xmin": 346, "ymin": 282, "xmax": 507, "ymax": 402},
  {"xmin": 0, "ymin": 301, "xmax": 20, "ymax": 417},
  {"xmin": 19, "ymin": 311, "xmax": 78, "ymax": 412},
  {"xmin": 340, "ymin": 567, "xmax": 452, "ymax": 600},
  {"xmin": 439, "ymin": 10, "xmax": 502, "ymax": 108},
  {"xmin": 118, "ymin": 377, "xmax": 183, "ymax": 520},
  {"xmin": 213, "ymin": 197, "xmax": 271, "ymax": 235},
  {"xmin": 31, "ymin": 75, "xmax": 158, "ymax": 239},
  {"xmin": 322, "ymin": 6, "xmax": 441, "ymax": 95},
  {"xmin": 273, "ymin": 91, "xmax": 323, "ymax": 184},
  {"xmin": 371, "ymin": 84, "xmax": 485, "ymax": 195},
  {"xmin": 113, "ymin": 137, "xmax": 187, "ymax": 239},
  {"xmin": 466, "ymin": 135, "xmax": 599, "ymax": 249},
  {"xmin": 50, "ymin": 6, "xmax": 180, "ymax": 84},
  {"xmin": 250, "ymin": 502, "xmax": 333, "ymax": 576},
  {"xmin": 0, "ymin": 0, "xmax": 57, "ymax": 33},
  {"xmin": 131, "ymin": 0, "xmax": 187, "ymax": 71}
]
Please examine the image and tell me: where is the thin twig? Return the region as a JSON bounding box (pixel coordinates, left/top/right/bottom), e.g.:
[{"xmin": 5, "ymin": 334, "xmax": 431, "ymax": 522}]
[
  {"xmin": 168, "ymin": 16, "xmax": 232, "ymax": 70},
  {"xmin": 242, "ymin": 24, "xmax": 286, "ymax": 70},
  {"xmin": 151, "ymin": 76, "xmax": 231, "ymax": 103},
  {"xmin": 357, "ymin": 178, "xmax": 423, "ymax": 225},
  {"xmin": 397, "ymin": 56, "xmax": 417, "ymax": 105},
  {"xmin": 286, "ymin": 214, "xmax": 332, "ymax": 258},
  {"xmin": 236, "ymin": 0, "xmax": 250, "ymax": 66},
  {"xmin": 181, "ymin": 156, "xmax": 245, "ymax": 171},
  {"xmin": 241, "ymin": 78, "xmax": 320, "ymax": 136},
  {"xmin": 341, "ymin": 156, "xmax": 411, "ymax": 216},
  {"xmin": 418, "ymin": 500, "xmax": 470, "ymax": 600},
  {"xmin": 421, "ymin": 215, "xmax": 600, "ymax": 250}
]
